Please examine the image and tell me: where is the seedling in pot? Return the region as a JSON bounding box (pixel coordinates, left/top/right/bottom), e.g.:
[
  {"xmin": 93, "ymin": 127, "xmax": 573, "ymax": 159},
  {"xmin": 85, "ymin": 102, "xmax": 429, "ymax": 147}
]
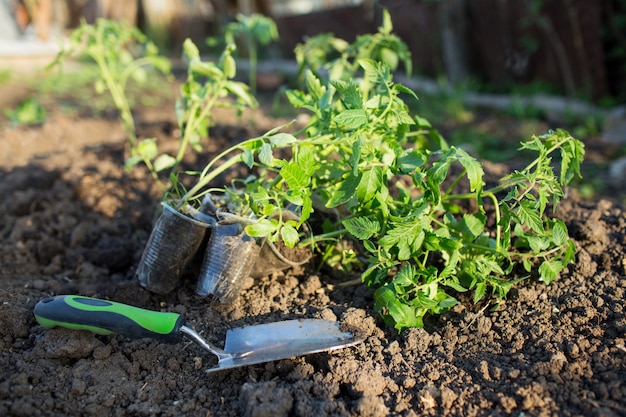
[{"xmin": 136, "ymin": 38, "xmax": 260, "ymax": 294}]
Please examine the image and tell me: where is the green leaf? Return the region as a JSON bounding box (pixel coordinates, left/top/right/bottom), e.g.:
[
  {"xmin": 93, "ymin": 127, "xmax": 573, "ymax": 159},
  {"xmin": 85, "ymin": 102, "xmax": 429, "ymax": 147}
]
[
  {"xmin": 362, "ymin": 263, "xmax": 390, "ymax": 287},
  {"xmin": 538, "ymin": 260, "xmax": 563, "ymax": 284},
  {"xmin": 343, "ymin": 217, "xmax": 380, "ymax": 240},
  {"xmin": 190, "ymin": 60, "xmax": 222, "ymax": 78},
  {"xmin": 305, "ymin": 70, "xmax": 325, "ymax": 100},
  {"xmin": 393, "ymin": 263, "xmax": 418, "ymax": 288},
  {"xmin": 374, "ymin": 286, "xmax": 423, "ymax": 331},
  {"xmin": 297, "ymin": 144, "xmax": 318, "ymax": 177},
  {"xmin": 334, "ymin": 109, "xmax": 368, "ymax": 129},
  {"xmin": 136, "ymin": 139, "xmax": 158, "ymax": 160},
  {"xmin": 397, "ymin": 149, "xmax": 426, "ymax": 173},
  {"xmin": 222, "ymin": 53, "xmax": 237, "ymax": 79},
  {"xmin": 258, "ymin": 143, "xmax": 274, "ymax": 166},
  {"xmin": 241, "ymin": 148, "xmax": 254, "ymax": 168},
  {"xmin": 380, "ymin": 8, "xmax": 393, "ymax": 34},
  {"xmin": 516, "ymin": 200, "xmax": 544, "ymax": 234},
  {"xmin": 455, "ymin": 147, "xmax": 484, "ymax": 192},
  {"xmin": 357, "ymin": 168, "xmax": 383, "ymax": 203},
  {"xmin": 269, "ymin": 132, "xmax": 298, "ymax": 146},
  {"xmin": 153, "ymin": 154, "xmax": 176, "ymax": 172},
  {"xmin": 326, "ymin": 173, "xmax": 360, "ymax": 208},
  {"xmin": 393, "ymin": 83, "xmax": 419, "ymax": 103},
  {"xmin": 281, "ymin": 162, "xmax": 309, "ymax": 190},
  {"xmin": 474, "ymin": 281, "xmax": 488, "ymax": 303},
  {"xmin": 379, "ymin": 216, "xmax": 426, "ymax": 260},
  {"xmin": 460, "ymin": 213, "xmax": 486, "ymax": 239},
  {"xmin": 124, "ymin": 155, "xmax": 143, "ymax": 171},
  {"xmin": 280, "ymin": 224, "xmax": 299, "ymax": 248},
  {"xmin": 245, "ymin": 219, "xmax": 278, "ymax": 237},
  {"xmin": 559, "ymin": 133, "xmax": 585, "ymax": 185},
  {"xmin": 331, "ymin": 80, "xmax": 362, "ymax": 109},
  {"xmin": 224, "ymin": 81, "xmax": 257, "ymax": 108},
  {"xmin": 527, "ymin": 235, "xmax": 550, "ymax": 252},
  {"xmin": 183, "ymin": 38, "xmax": 200, "ymax": 60}
]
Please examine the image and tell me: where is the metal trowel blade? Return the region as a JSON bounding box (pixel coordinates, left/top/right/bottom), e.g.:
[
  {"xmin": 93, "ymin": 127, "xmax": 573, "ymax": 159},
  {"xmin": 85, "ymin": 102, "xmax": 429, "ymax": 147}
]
[{"xmin": 206, "ymin": 319, "xmax": 364, "ymax": 373}]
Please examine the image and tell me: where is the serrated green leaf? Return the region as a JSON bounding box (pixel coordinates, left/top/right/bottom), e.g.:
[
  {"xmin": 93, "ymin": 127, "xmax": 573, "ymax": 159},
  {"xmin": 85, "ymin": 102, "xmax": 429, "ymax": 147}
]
[
  {"xmin": 527, "ymin": 236, "xmax": 550, "ymax": 252},
  {"xmin": 305, "ymin": 70, "xmax": 324, "ymax": 100},
  {"xmin": 297, "ymin": 144, "xmax": 318, "ymax": 177},
  {"xmin": 455, "ymin": 147, "xmax": 484, "ymax": 192},
  {"xmin": 343, "ymin": 217, "xmax": 380, "ymax": 240},
  {"xmin": 397, "ymin": 149, "xmax": 426, "ymax": 173},
  {"xmin": 392, "ymin": 110, "xmax": 415, "ymax": 126},
  {"xmin": 393, "ymin": 83, "xmax": 419, "ymax": 102},
  {"xmin": 379, "ymin": 217, "xmax": 425, "ymax": 260},
  {"xmin": 538, "ymin": 259, "xmax": 563, "ymax": 284},
  {"xmin": 551, "ymin": 220, "xmax": 568, "ymax": 246},
  {"xmin": 474, "ymin": 281, "xmax": 487, "ymax": 303},
  {"xmin": 334, "ymin": 109, "xmax": 368, "ymax": 129},
  {"xmin": 393, "ymin": 263, "xmax": 418, "ymax": 288},
  {"xmin": 374, "ymin": 286, "xmax": 424, "ymax": 331},
  {"xmin": 516, "ymin": 201, "xmax": 544, "ymax": 234},
  {"xmin": 559, "ymin": 134, "xmax": 585, "ymax": 185},
  {"xmin": 281, "ymin": 162, "xmax": 308, "ymax": 190}
]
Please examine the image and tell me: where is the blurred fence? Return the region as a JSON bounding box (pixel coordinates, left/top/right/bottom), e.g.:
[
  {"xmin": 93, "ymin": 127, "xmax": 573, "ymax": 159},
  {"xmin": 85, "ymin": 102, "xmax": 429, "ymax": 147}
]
[{"xmin": 2, "ymin": 0, "xmax": 624, "ymax": 101}]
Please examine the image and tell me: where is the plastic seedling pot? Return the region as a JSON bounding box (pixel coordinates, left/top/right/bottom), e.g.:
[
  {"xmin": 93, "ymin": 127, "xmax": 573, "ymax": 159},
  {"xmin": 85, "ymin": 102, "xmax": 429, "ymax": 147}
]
[
  {"xmin": 195, "ymin": 221, "xmax": 262, "ymax": 303},
  {"xmin": 136, "ymin": 202, "xmax": 212, "ymax": 294}
]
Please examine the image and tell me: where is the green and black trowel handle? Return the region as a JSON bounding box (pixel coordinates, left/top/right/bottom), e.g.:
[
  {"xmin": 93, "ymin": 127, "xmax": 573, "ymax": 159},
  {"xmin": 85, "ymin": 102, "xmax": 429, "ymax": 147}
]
[{"xmin": 34, "ymin": 295, "xmax": 189, "ymax": 344}]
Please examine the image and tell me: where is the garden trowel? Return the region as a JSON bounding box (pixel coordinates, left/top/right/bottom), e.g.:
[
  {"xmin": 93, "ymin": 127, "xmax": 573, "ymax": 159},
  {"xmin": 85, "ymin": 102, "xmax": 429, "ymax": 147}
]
[{"xmin": 34, "ymin": 295, "xmax": 364, "ymax": 373}]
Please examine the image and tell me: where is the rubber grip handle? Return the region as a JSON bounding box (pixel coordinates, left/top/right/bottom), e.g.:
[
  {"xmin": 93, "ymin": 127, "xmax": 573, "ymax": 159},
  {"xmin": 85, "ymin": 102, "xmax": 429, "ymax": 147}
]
[{"xmin": 34, "ymin": 295, "xmax": 185, "ymax": 344}]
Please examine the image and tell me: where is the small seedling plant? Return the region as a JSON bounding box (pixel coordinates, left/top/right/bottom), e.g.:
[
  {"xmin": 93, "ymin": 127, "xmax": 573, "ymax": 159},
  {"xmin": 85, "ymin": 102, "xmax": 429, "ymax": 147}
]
[
  {"xmin": 5, "ymin": 98, "xmax": 47, "ymax": 126},
  {"xmin": 217, "ymin": 13, "xmax": 279, "ymax": 94},
  {"xmin": 49, "ymin": 18, "xmax": 171, "ymax": 182}
]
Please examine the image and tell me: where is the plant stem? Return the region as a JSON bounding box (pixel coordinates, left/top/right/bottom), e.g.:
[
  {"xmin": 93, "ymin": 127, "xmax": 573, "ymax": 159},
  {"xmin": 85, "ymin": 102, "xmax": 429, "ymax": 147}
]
[
  {"xmin": 248, "ymin": 36, "xmax": 257, "ymax": 94},
  {"xmin": 178, "ymin": 152, "xmax": 243, "ymax": 209},
  {"xmin": 484, "ymin": 192, "xmax": 502, "ymax": 251},
  {"xmin": 175, "ymin": 80, "xmax": 224, "ymax": 168},
  {"xmin": 298, "ymin": 228, "xmax": 347, "ymax": 248}
]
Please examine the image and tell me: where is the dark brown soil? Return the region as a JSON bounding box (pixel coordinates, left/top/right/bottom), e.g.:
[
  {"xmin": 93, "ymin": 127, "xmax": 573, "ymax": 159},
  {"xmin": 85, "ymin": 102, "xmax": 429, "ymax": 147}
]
[{"xmin": 0, "ymin": 83, "xmax": 624, "ymax": 417}]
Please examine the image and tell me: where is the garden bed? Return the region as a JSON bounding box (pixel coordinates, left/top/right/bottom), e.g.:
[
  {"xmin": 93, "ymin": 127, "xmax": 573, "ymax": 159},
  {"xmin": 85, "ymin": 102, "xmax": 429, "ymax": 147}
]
[{"xmin": 0, "ymin": 77, "xmax": 625, "ymax": 417}]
